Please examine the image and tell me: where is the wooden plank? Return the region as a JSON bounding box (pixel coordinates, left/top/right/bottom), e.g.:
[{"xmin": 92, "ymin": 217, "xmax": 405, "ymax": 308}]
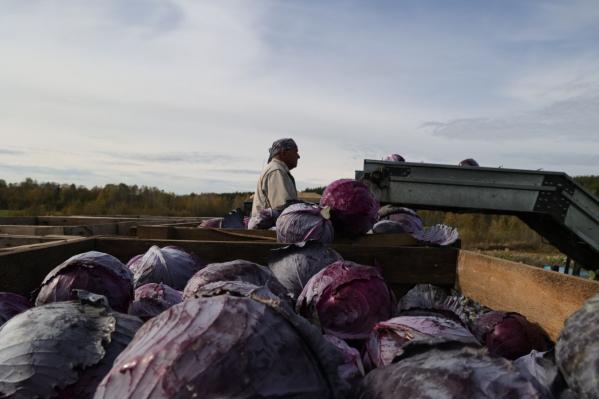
[
  {"xmin": 0, "ymin": 225, "xmax": 65, "ymax": 235},
  {"xmin": 0, "ymin": 217, "xmax": 38, "ymax": 225},
  {"xmin": 0, "ymin": 235, "xmax": 64, "ymax": 249},
  {"xmin": 95, "ymin": 237, "xmax": 456, "ymax": 286},
  {"xmin": 456, "ymin": 250, "xmax": 599, "ymax": 341},
  {"xmin": 0, "ymin": 238, "xmax": 95, "ymax": 295},
  {"xmin": 137, "ymin": 226, "xmax": 422, "ymax": 247},
  {"xmin": 332, "ymin": 244, "xmax": 457, "ymax": 285},
  {"xmin": 338, "ymin": 233, "xmax": 420, "ymax": 247}
]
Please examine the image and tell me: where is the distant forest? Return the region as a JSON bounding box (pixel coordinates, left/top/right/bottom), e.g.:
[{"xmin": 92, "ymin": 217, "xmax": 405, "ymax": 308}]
[{"xmin": 1, "ymin": 176, "xmax": 598, "ymax": 252}]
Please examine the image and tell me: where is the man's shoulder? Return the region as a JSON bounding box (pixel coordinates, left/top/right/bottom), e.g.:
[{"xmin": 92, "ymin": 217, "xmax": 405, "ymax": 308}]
[{"xmin": 262, "ymin": 160, "xmax": 288, "ymax": 175}]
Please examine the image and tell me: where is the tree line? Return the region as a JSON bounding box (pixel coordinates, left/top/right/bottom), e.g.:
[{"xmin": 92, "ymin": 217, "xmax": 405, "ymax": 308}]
[
  {"xmin": 0, "ymin": 178, "xmax": 251, "ymax": 217},
  {"xmin": 1, "ymin": 176, "xmax": 597, "ymax": 252}
]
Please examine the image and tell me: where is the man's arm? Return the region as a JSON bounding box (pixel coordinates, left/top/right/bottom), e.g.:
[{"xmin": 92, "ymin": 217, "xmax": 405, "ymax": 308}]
[{"xmin": 264, "ymin": 170, "xmax": 298, "ymax": 210}]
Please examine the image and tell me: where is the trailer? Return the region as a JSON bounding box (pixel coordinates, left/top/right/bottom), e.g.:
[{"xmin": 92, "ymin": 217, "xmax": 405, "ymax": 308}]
[{"xmin": 1, "ymin": 236, "xmax": 597, "ymax": 341}]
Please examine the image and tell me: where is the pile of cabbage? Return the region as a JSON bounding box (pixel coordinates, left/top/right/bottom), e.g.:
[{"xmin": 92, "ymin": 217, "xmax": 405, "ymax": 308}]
[
  {"xmin": 0, "ymin": 242, "xmax": 596, "ymax": 398},
  {"xmin": 198, "ymin": 178, "xmax": 459, "ymax": 249}
]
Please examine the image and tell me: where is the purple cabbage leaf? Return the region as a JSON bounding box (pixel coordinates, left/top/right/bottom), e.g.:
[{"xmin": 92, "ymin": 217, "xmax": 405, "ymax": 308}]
[
  {"xmin": 182, "ymin": 259, "xmax": 289, "ymax": 301},
  {"xmin": 276, "ymin": 203, "xmax": 334, "ymax": 244},
  {"xmin": 556, "ymin": 292, "xmax": 599, "ymax": 399},
  {"xmin": 376, "ymin": 206, "xmax": 423, "ymax": 234},
  {"xmin": 0, "ymin": 293, "xmax": 32, "ymax": 327},
  {"xmin": 323, "ymin": 334, "xmax": 365, "ymax": 388},
  {"xmin": 355, "ymin": 341, "xmax": 545, "ymax": 398},
  {"xmin": 94, "ymin": 283, "xmax": 350, "ymax": 399},
  {"xmin": 364, "ymin": 315, "xmax": 479, "ymax": 369},
  {"xmin": 128, "ymin": 283, "xmax": 182, "ymax": 321},
  {"xmin": 127, "ymin": 245, "xmax": 204, "ymax": 290},
  {"xmin": 472, "ymin": 311, "xmax": 550, "ymax": 360},
  {"xmin": 268, "ymin": 241, "xmax": 342, "ymax": 300},
  {"xmin": 296, "ymin": 260, "xmax": 395, "ymax": 340},
  {"xmin": 0, "ymin": 291, "xmax": 142, "ymax": 399},
  {"xmin": 35, "ymin": 251, "xmax": 133, "ymax": 313},
  {"xmin": 515, "ymin": 350, "xmax": 574, "ymax": 399},
  {"xmin": 319, "ymin": 179, "xmax": 379, "ymax": 237}
]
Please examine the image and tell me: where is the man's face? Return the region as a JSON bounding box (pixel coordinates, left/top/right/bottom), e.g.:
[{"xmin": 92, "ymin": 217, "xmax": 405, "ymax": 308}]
[{"xmin": 280, "ymin": 148, "xmax": 300, "ymax": 169}]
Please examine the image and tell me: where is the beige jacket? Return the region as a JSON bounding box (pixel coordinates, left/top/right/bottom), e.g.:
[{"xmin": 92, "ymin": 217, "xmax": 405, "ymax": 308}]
[{"xmin": 251, "ymin": 159, "xmax": 298, "ymax": 217}]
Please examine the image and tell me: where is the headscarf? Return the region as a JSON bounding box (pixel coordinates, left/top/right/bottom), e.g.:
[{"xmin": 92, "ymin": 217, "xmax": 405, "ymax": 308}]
[{"xmin": 268, "ymin": 138, "xmax": 298, "ymax": 162}]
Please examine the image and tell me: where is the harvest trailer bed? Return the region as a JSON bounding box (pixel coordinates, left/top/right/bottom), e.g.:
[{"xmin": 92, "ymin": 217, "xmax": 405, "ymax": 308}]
[{"xmin": 0, "ymin": 236, "xmax": 597, "ymax": 341}]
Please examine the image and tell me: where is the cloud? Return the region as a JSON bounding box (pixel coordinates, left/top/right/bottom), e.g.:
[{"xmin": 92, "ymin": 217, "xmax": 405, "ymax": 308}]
[
  {"xmin": 98, "ymin": 151, "xmax": 244, "ymax": 164},
  {"xmin": 425, "ymin": 93, "xmax": 599, "ymax": 141},
  {"xmin": 0, "ymin": 149, "xmax": 24, "ymax": 155}
]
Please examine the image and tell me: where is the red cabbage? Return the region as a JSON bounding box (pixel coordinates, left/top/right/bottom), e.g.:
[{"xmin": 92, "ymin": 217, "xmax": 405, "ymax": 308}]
[
  {"xmin": 323, "ymin": 334, "xmax": 365, "ymax": 387},
  {"xmin": 320, "ymin": 179, "xmax": 379, "ymax": 237},
  {"xmin": 376, "ymin": 205, "xmax": 424, "ymax": 234},
  {"xmin": 35, "ymin": 251, "xmax": 133, "ymax": 313},
  {"xmin": 383, "ymin": 154, "xmax": 405, "ymax": 162},
  {"xmin": 268, "ymin": 241, "xmax": 343, "ymax": 300},
  {"xmin": 128, "ymin": 283, "xmax": 182, "ymax": 321},
  {"xmin": 364, "ymin": 315, "xmax": 479, "ymax": 369},
  {"xmin": 556, "ymin": 293, "xmax": 599, "ymax": 398},
  {"xmin": 412, "ymin": 224, "xmax": 459, "ymax": 246},
  {"xmin": 0, "ymin": 292, "xmax": 31, "ymax": 326},
  {"xmin": 199, "ymin": 217, "xmax": 222, "ymax": 228},
  {"xmin": 182, "ymin": 259, "xmax": 289, "ymax": 301},
  {"xmin": 128, "ymin": 245, "xmax": 204, "ymax": 290},
  {"xmin": 459, "ymin": 158, "xmax": 479, "ymax": 166},
  {"xmin": 356, "ymin": 341, "xmax": 544, "ymax": 398},
  {"xmin": 0, "ymin": 291, "xmax": 142, "ymax": 398},
  {"xmin": 472, "ymin": 311, "xmax": 549, "ymax": 360},
  {"xmin": 94, "ymin": 284, "xmax": 350, "ymax": 398},
  {"xmin": 276, "ymin": 203, "xmax": 334, "ymax": 244},
  {"xmin": 248, "ymin": 208, "xmax": 280, "ymax": 229},
  {"xmin": 515, "ymin": 350, "xmax": 573, "ymax": 399},
  {"xmin": 296, "ymin": 260, "xmax": 395, "ymax": 340}
]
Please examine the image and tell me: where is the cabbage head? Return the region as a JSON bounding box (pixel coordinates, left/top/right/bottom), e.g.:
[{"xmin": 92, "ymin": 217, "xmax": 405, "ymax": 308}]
[
  {"xmin": 320, "ymin": 179, "xmax": 379, "ymax": 237},
  {"xmin": 127, "ymin": 245, "xmax": 204, "ymax": 290},
  {"xmin": 376, "ymin": 205, "xmax": 423, "ymax": 234},
  {"xmin": 556, "ymin": 293, "xmax": 599, "ymax": 399},
  {"xmin": 35, "ymin": 251, "xmax": 133, "ymax": 313},
  {"xmin": 297, "ymin": 260, "xmax": 394, "ymax": 340},
  {"xmin": 0, "ymin": 291, "xmax": 142, "ymax": 399},
  {"xmin": 268, "ymin": 241, "xmax": 342, "ymax": 300},
  {"xmin": 0, "ymin": 293, "xmax": 31, "ymax": 327},
  {"xmin": 183, "ymin": 259, "xmax": 289, "ymax": 301},
  {"xmin": 94, "ymin": 283, "xmax": 350, "ymax": 399},
  {"xmin": 355, "ymin": 341, "xmax": 544, "ymax": 398},
  {"xmin": 276, "ymin": 203, "xmax": 334, "ymax": 244},
  {"xmin": 128, "ymin": 283, "xmax": 182, "ymax": 321},
  {"xmin": 364, "ymin": 315, "xmax": 479, "ymax": 369},
  {"xmin": 472, "ymin": 311, "xmax": 549, "ymax": 360}
]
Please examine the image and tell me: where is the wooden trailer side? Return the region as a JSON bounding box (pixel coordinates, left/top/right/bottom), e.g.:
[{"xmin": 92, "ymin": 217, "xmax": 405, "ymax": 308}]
[{"xmin": 456, "ymin": 250, "xmax": 599, "ymax": 341}]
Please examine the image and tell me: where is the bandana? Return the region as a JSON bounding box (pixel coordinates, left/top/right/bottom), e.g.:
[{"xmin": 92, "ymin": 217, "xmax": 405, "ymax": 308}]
[{"xmin": 268, "ymin": 138, "xmax": 298, "ymax": 162}]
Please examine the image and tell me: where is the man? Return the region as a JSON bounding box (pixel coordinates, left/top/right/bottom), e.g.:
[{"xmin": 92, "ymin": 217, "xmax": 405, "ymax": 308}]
[{"xmin": 249, "ymin": 138, "xmax": 300, "ymax": 227}]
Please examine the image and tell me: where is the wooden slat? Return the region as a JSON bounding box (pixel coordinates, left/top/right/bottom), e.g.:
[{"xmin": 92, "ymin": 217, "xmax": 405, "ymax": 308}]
[
  {"xmin": 95, "ymin": 237, "xmax": 456, "ymax": 286},
  {"xmin": 0, "ymin": 238, "xmax": 95, "ymax": 295},
  {"xmin": 456, "ymin": 250, "xmax": 599, "ymax": 341},
  {"xmin": 0, "ymin": 235, "xmax": 65, "ymax": 249},
  {"xmin": 0, "ymin": 217, "xmax": 38, "ymax": 225},
  {"xmin": 0, "ymin": 225, "xmax": 65, "ymax": 235},
  {"xmin": 137, "ymin": 225, "xmax": 421, "ymax": 247}
]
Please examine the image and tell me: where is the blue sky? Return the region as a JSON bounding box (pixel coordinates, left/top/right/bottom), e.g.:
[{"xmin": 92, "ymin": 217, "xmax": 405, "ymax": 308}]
[{"xmin": 1, "ymin": 0, "xmax": 598, "ymax": 193}]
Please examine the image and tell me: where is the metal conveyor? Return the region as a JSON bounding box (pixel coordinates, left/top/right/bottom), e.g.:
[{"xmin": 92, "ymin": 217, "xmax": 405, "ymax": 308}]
[{"xmin": 356, "ymin": 160, "xmax": 599, "ymax": 270}]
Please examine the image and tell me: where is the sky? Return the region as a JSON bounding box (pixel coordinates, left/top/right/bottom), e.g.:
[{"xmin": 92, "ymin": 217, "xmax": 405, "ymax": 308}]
[{"xmin": 1, "ymin": 0, "xmax": 598, "ymax": 194}]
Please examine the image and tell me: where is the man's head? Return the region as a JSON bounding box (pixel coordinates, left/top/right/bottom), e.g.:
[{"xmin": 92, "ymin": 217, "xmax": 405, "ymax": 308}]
[{"xmin": 268, "ymin": 138, "xmax": 300, "ymax": 169}]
